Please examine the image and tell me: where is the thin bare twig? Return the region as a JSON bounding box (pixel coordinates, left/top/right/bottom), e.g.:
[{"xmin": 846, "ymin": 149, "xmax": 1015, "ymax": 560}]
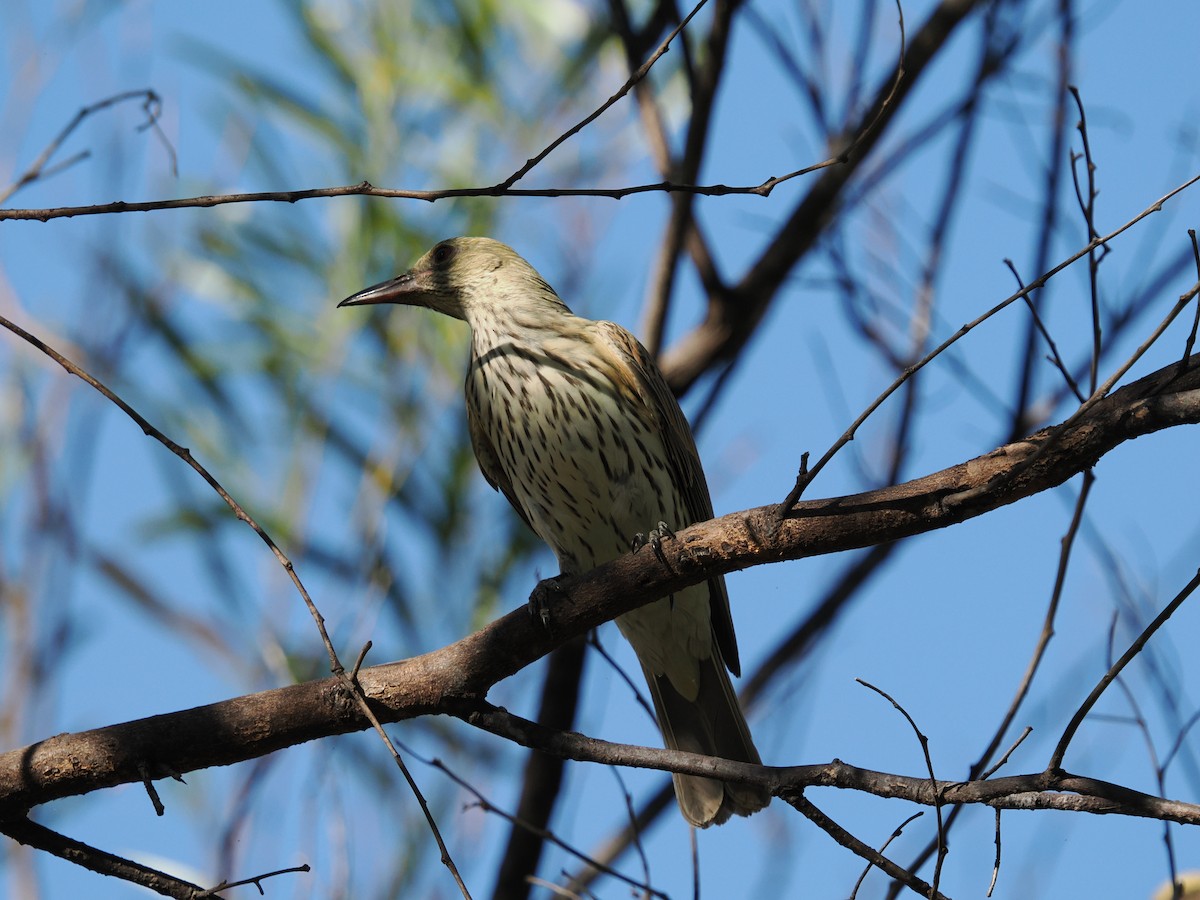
[
  {"xmin": 850, "ymin": 812, "xmax": 924, "ymax": 899},
  {"xmin": 197, "ymin": 864, "xmax": 312, "ymax": 898},
  {"xmin": 943, "ymin": 279, "xmax": 1200, "ymax": 510},
  {"xmin": 976, "ymin": 473, "xmax": 1093, "ymax": 771},
  {"xmin": 980, "ymin": 727, "xmax": 1034, "ymax": 782},
  {"xmin": 1005, "ymin": 258, "xmax": 1085, "ymax": 402},
  {"xmin": 988, "ymin": 808, "xmax": 1002, "ymax": 897},
  {"xmin": 0, "ymin": 313, "xmax": 471, "ymax": 899},
  {"xmin": 1106, "ymin": 632, "xmax": 1181, "ymax": 895},
  {"xmin": 1051, "ymin": 568, "xmax": 1200, "ymax": 769},
  {"xmin": 636, "ymin": 0, "xmax": 737, "ymax": 359},
  {"xmin": 0, "ymin": 315, "xmax": 340, "ymax": 669},
  {"xmin": 1182, "ymin": 229, "xmax": 1200, "ymax": 369},
  {"xmin": 0, "ymin": 2, "xmax": 907, "ymax": 226},
  {"xmin": 609, "ymin": 768, "xmax": 653, "ymax": 896},
  {"xmin": 0, "ymin": 89, "xmax": 175, "ymax": 206},
  {"xmin": 1009, "ymin": 12, "xmax": 1075, "ymax": 443},
  {"xmin": 427, "ymin": 750, "xmax": 668, "ymax": 899},
  {"xmin": 0, "ymin": 169, "xmax": 873, "ymax": 222},
  {"xmin": 498, "ymin": 0, "xmax": 711, "ymax": 191},
  {"xmin": 788, "ymin": 794, "xmax": 949, "ymax": 900},
  {"xmin": 1068, "ymin": 86, "xmax": 1105, "ymax": 394},
  {"xmin": 589, "ymin": 631, "xmax": 656, "ymax": 722},
  {"xmin": 857, "ymin": 680, "xmax": 947, "ymax": 894},
  {"xmin": 778, "ymin": 169, "xmax": 1200, "ymax": 513}
]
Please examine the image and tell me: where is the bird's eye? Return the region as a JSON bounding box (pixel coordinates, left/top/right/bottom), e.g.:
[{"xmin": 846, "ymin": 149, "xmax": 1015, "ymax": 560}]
[{"xmin": 432, "ymin": 242, "xmax": 456, "ymax": 265}]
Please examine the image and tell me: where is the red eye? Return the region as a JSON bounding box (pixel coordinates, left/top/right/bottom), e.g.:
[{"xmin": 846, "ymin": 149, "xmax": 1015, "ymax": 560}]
[{"xmin": 432, "ymin": 242, "xmax": 456, "ymax": 265}]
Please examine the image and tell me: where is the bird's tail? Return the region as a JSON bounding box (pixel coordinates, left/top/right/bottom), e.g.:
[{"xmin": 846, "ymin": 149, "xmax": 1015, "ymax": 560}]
[{"xmin": 641, "ymin": 649, "xmax": 769, "ymax": 828}]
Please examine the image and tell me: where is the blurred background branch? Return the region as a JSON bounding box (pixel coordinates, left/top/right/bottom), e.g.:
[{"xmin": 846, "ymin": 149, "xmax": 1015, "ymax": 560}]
[{"xmin": 2, "ymin": 1, "xmax": 1199, "ymax": 898}]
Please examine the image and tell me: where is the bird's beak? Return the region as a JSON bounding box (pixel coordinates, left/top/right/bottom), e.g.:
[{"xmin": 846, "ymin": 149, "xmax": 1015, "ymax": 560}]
[{"xmin": 337, "ymin": 270, "xmax": 425, "ymax": 308}]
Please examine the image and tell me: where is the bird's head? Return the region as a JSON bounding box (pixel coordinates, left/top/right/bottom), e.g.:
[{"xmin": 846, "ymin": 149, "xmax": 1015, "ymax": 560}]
[{"xmin": 338, "ymin": 237, "xmax": 570, "ymax": 326}]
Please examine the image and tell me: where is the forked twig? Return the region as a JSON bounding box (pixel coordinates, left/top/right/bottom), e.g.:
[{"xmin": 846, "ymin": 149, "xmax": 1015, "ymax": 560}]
[
  {"xmin": 778, "ymin": 170, "xmax": 1200, "ymax": 513},
  {"xmin": 1050, "ymin": 568, "xmax": 1200, "ymax": 770},
  {"xmin": 0, "ymin": 313, "xmax": 471, "ymax": 898},
  {"xmin": 0, "ymin": 89, "xmax": 175, "ymax": 206}
]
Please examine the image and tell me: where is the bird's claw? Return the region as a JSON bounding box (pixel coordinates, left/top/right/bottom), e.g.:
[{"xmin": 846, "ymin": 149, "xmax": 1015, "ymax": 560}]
[
  {"xmin": 528, "ymin": 574, "xmax": 568, "ymax": 630},
  {"xmin": 634, "ymin": 521, "xmax": 675, "ymax": 570}
]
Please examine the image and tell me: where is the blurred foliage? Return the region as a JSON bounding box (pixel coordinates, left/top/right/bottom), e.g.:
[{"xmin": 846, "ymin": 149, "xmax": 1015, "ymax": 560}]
[
  {"xmin": 0, "ymin": 1, "xmax": 632, "ymax": 895},
  {"xmin": 7, "ymin": 1, "xmax": 1198, "ymax": 897}
]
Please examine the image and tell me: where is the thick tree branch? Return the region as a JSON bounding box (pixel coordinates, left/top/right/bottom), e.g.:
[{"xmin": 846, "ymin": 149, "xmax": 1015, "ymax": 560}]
[{"xmin": 1, "ymin": 354, "xmax": 1197, "ymax": 817}]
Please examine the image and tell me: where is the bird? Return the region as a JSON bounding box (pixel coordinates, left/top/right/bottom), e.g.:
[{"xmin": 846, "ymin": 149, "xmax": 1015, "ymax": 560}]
[{"xmin": 339, "ymin": 236, "xmax": 767, "ymax": 827}]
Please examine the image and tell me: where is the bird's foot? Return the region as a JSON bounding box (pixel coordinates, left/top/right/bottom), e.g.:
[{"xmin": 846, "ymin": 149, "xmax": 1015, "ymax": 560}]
[
  {"xmin": 528, "ymin": 574, "xmax": 569, "ymax": 630},
  {"xmin": 632, "ymin": 521, "xmax": 675, "ymax": 570}
]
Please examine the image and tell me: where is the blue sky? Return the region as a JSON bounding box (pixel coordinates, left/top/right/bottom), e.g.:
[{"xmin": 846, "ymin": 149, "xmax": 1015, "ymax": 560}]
[{"xmin": 3, "ymin": 2, "xmax": 1200, "ymax": 898}]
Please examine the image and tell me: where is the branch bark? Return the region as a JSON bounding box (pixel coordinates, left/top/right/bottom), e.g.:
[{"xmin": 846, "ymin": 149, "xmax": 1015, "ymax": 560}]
[
  {"xmin": 455, "ymin": 700, "xmax": 1200, "ymax": 825},
  {"xmin": 1, "ymin": 354, "xmax": 1197, "ymax": 817}
]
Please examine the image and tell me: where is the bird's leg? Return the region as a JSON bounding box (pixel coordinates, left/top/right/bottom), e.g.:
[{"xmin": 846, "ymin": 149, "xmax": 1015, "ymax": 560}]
[{"xmin": 528, "ymin": 574, "xmax": 569, "ymax": 630}]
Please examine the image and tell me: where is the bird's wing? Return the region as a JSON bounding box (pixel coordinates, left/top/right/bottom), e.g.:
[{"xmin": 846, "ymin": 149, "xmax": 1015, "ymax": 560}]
[
  {"xmin": 593, "ymin": 321, "xmax": 742, "ymax": 676},
  {"xmin": 465, "ymin": 378, "xmax": 539, "ymax": 536}
]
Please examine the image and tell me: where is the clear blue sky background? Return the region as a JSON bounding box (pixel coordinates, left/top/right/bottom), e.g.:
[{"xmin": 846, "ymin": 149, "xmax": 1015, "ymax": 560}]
[{"xmin": 3, "ymin": 2, "xmax": 1200, "ymax": 898}]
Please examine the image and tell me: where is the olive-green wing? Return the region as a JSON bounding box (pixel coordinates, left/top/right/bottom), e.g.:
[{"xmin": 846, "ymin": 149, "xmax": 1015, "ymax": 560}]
[{"xmin": 593, "ymin": 321, "xmax": 742, "ymax": 676}]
